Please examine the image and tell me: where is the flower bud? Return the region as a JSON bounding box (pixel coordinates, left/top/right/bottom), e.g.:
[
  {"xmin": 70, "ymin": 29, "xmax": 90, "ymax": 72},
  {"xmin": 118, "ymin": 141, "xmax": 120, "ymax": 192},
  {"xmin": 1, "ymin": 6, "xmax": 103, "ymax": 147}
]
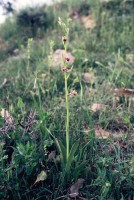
[
  {"xmin": 61, "ymin": 67, "xmax": 71, "ymax": 73},
  {"xmin": 62, "ymin": 36, "xmax": 67, "ymax": 43}
]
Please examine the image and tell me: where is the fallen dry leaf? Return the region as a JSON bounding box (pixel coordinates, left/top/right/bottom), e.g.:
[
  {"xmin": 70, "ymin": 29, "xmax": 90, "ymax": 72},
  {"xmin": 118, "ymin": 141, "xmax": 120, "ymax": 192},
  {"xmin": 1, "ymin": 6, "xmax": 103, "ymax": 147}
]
[
  {"xmin": 114, "ymin": 88, "xmax": 134, "ymax": 97},
  {"xmin": 84, "ymin": 125, "xmax": 110, "ymax": 139},
  {"xmin": 91, "ymin": 103, "xmax": 104, "ymax": 112},
  {"xmin": 1, "ymin": 108, "xmax": 14, "ymax": 124},
  {"xmin": 83, "ymin": 72, "xmax": 96, "ymax": 84},
  {"xmin": 84, "ymin": 72, "xmax": 91, "ymax": 83},
  {"xmin": 95, "ymin": 125, "xmax": 109, "ymax": 139},
  {"xmin": 70, "ymin": 178, "xmax": 85, "ymax": 198},
  {"xmin": 34, "ymin": 171, "xmax": 47, "ymax": 185},
  {"xmin": 47, "ymin": 151, "xmax": 56, "ymax": 162}
]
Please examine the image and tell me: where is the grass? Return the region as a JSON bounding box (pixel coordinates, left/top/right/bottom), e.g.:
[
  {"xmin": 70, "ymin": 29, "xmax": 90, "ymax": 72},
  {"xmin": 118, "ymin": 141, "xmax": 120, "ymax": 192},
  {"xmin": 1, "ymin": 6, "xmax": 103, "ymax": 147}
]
[{"xmin": 0, "ymin": 0, "xmax": 134, "ymax": 199}]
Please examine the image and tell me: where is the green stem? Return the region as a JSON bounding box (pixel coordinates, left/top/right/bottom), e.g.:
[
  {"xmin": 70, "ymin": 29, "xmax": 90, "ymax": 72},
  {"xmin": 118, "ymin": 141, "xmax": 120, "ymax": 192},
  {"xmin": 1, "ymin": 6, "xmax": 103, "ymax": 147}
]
[
  {"xmin": 63, "ymin": 42, "xmax": 70, "ymax": 160},
  {"xmin": 65, "ymin": 72, "xmax": 69, "ymax": 160}
]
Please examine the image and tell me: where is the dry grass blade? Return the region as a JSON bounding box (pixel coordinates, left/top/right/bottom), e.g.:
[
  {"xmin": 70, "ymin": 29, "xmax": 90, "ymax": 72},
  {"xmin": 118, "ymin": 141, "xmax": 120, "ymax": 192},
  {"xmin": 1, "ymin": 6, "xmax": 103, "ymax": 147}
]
[{"xmin": 0, "ymin": 78, "xmax": 8, "ymax": 89}]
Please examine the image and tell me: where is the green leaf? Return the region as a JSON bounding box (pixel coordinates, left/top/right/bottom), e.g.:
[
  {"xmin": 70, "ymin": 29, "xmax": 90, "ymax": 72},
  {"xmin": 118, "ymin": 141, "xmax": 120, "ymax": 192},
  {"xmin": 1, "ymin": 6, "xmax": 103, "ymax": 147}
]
[
  {"xmin": 17, "ymin": 97, "xmax": 24, "ymax": 108},
  {"xmin": 74, "ymin": 161, "xmax": 87, "ymax": 179},
  {"xmin": 34, "ymin": 171, "xmax": 47, "ymax": 185},
  {"xmin": 55, "ymin": 139, "xmax": 66, "ymax": 166},
  {"xmin": 66, "ymin": 141, "xmax": 79, "ymax": 172}
]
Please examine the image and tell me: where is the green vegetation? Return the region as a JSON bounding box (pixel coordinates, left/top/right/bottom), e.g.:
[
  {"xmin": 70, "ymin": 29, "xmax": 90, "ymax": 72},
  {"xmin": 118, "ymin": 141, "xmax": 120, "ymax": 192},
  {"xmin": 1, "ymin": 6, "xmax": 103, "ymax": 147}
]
[{"xmin": 0, "ymin": 0, "xmax": 133, "ymax": 199}]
